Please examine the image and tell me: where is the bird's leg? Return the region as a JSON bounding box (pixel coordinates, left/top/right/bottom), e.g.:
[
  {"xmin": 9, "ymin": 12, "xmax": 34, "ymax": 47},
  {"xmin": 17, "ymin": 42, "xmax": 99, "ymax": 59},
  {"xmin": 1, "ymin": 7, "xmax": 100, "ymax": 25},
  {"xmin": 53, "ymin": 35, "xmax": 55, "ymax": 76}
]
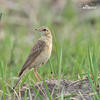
[
  {"xmin": 34, "ymin": 68, "xmax": 40, "ymax": 81},
  {"xmin": 37, "ymin": 71, "xmax": 42, "ymax": 80},
  {"xmin": 33, "ymin": 69, "xmax": 46, "ymax": 97}
]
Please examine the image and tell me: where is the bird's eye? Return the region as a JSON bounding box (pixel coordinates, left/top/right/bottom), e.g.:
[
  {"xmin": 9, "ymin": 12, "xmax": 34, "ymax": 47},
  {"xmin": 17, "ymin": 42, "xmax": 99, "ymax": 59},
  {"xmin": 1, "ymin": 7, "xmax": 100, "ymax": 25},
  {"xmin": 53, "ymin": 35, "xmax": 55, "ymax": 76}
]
[{"xmin": 43, "ymin": 29, "xmax": 46, "ymax": 31}]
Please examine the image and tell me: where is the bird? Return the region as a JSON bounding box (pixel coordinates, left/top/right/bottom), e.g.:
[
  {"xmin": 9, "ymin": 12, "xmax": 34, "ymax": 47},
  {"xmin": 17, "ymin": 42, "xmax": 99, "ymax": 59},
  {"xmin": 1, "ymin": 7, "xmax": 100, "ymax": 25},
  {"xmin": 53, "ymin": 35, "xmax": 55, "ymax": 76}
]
[{"xmin": 13, "ymin": 26, "xmax": 52, "ymax": 89}]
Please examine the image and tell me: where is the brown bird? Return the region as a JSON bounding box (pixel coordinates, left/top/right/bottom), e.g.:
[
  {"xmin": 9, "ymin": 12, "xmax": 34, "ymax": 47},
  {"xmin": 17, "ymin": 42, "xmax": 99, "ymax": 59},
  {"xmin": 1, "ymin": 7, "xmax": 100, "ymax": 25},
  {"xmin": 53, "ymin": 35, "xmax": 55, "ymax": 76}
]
[{"xmin": 13, "ymin": 26, "xmax": 52, "ymax": 89}]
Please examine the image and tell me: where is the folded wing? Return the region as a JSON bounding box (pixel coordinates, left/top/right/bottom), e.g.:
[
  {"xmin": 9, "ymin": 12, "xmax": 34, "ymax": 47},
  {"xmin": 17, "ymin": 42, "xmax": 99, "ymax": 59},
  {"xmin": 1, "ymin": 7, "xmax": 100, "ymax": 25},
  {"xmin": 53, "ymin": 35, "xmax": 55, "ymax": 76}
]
[{"xmin": 18, "ymin": 40, "xmax": 46, "ymax": 77}]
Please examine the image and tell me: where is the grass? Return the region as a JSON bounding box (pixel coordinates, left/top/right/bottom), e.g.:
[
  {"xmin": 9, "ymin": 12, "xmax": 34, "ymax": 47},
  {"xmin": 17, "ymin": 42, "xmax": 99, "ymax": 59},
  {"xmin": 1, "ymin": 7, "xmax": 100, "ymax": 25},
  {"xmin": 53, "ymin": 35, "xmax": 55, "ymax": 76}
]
[{"xmin": 0, "ymin": 0, "xmax": 100, "ymax": 99}]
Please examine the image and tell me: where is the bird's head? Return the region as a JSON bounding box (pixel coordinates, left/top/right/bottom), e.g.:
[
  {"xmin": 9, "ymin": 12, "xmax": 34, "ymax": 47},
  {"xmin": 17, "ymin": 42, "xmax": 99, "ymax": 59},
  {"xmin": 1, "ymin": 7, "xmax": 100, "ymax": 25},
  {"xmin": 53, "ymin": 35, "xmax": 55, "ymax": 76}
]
[{"xmin": 35, "ymin": 26, "xmax": 51, "ymax": 38}]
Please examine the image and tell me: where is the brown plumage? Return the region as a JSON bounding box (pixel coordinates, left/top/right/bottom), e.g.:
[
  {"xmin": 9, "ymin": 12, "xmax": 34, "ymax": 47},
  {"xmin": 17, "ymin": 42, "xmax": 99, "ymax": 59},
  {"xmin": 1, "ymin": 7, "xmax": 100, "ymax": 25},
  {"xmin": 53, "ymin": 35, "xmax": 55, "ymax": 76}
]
[
  {"xmin": 19, "ymin": 40, "xmax": 46, "ymax": 77},
  {"xmin": 13, "ymin": 26, "xmax": 52, "ymax": 89}
]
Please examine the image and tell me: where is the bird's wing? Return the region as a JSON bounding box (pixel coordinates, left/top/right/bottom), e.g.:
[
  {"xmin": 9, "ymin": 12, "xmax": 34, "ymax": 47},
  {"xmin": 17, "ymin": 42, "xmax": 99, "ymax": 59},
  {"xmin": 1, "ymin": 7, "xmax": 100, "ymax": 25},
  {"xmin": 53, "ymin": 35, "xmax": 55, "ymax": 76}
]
[{"xmin": 18, "ymin": 40, "xmax": 46, "ymax": 77}]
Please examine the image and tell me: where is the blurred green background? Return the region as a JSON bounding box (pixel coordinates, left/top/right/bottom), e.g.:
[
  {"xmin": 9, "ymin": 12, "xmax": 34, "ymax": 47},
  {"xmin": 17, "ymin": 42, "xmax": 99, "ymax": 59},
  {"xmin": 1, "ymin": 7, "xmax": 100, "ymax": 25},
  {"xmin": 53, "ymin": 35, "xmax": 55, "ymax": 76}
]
[{"xmin": 0, "ymin": 0, "xmax": 100, "ymax": 99}]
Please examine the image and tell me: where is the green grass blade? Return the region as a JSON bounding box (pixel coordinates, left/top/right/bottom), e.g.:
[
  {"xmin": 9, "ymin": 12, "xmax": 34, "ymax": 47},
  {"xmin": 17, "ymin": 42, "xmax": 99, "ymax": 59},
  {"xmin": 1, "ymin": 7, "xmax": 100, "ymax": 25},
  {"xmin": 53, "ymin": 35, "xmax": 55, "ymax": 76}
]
[
  {"xmin": 43, "ymin": 80, "xmax": 52, "ymax": 100},
  {"xmin": 88, "ymin": 46, "xmax": 98, "ymax": 86},
  {"xmin": 58, "ymin": 48, "xmax": 62, "ymax": 79},
  {"xmin": 88, "ymin": 47, "xmax": 94, "ymax": 76},
  {"xmin": 60, "ymin": 88, "xmax": 64, "ymax": 100},
  {"xmin": 88, "ymin": 73, "xmax": 100, "ymax": 100},
  {"xmin": 24, "ymin": 90, "xmax": 27, "ymax": 100},
  {"xmin": 32, "ymin": 86, "xmax": 44, "ymax": 100},
  {"xmin": 49, "ymin": 59, "xmax": 54, "ymax": 76},
  {"xmin": 92, "ymin": 48, "xmax": 98, "ymax": 86},
  {"xmin": 34, "ymin": 90, "xmax": 39, "ymax": 100}
]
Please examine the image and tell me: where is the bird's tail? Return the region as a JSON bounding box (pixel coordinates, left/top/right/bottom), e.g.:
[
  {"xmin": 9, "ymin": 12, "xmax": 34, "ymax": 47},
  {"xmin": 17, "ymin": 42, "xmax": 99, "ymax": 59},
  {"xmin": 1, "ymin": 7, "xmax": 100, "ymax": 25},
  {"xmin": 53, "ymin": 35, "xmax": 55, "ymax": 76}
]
[
  {"xmin": 18, "ymin": 67, "xmax": 26, "ymax": 77},
  {"xmin": 13, "ymin": 68, "xmax": 27, "ymax": 90},
  {"xmin": 13, "ymin": 75, "xmax": 23, "ymax": 90}
]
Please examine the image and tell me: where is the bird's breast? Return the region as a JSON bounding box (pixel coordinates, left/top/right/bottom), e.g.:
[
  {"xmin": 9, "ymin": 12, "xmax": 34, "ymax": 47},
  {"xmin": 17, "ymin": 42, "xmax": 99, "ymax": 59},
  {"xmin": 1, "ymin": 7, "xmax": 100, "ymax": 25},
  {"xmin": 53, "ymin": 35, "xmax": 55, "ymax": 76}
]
[
  {"xmin": 33, "ymin": 40, "xmax": 52, "ymax": 68},
  {"xmin": 40, "ymin": 40, "xmax": 52, "ymax": 64}
]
